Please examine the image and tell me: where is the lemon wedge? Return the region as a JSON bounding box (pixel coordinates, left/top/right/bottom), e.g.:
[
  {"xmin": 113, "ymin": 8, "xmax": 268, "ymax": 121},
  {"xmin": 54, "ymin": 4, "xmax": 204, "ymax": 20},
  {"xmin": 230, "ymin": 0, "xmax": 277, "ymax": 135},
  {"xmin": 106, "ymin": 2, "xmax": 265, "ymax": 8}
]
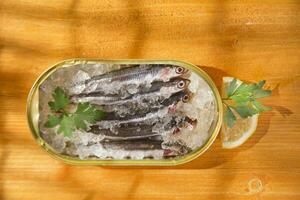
[{"xmin": 221, "ymin": 77, "xmax": 259, "ymax": 149}]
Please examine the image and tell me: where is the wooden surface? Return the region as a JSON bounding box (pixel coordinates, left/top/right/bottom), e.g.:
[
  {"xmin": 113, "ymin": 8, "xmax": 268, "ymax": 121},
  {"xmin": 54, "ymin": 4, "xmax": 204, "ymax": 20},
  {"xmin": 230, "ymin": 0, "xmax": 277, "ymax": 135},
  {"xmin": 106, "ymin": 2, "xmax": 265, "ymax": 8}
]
[{"xmin": 0, "ymin": 0, "xmax": 300, "ymax": 199}]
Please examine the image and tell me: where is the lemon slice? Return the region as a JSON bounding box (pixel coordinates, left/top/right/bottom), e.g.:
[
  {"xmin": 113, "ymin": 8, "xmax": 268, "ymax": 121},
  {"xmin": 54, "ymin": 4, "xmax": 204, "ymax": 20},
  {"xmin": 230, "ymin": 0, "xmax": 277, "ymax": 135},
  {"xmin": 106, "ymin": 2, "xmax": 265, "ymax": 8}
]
[{"xmin": 221, "ymin": 77, "xmax": 259, "ymax": 149}]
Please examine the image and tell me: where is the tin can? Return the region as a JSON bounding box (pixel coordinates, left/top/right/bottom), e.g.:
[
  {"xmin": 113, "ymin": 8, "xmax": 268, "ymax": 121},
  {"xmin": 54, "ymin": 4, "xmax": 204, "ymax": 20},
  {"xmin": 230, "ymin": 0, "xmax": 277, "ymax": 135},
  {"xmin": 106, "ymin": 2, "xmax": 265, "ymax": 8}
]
[{"xmin": 27, "ymin": 59, "xmax": 223, "ymax": 166}]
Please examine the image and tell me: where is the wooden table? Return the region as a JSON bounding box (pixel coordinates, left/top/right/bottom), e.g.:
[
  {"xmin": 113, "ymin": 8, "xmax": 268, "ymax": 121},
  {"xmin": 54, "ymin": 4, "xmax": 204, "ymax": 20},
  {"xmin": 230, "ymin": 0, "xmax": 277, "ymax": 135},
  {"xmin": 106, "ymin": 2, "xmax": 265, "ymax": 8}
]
[{"xmin": 1, "ymin": 0, "xmax": 299, "ymax": 199}]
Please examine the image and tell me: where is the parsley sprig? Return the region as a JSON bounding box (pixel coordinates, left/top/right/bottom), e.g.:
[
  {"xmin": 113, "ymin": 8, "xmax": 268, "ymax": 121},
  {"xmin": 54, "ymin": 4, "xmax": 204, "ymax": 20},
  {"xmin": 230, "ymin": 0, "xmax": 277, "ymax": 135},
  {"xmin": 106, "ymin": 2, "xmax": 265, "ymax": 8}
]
[
  {"xmin": 223, "ymin": 79, "xmax": 272, "ymax": 128},
  {"xmin": 44, "ymin": 87, "xmax": 106, "ymax": 137}
]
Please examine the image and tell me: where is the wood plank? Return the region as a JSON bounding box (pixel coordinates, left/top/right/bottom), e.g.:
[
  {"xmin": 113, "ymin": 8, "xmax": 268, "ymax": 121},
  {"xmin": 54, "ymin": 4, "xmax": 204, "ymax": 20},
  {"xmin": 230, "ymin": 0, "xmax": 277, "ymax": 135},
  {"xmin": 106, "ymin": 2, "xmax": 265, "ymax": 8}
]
[{"xmin": 0, "ymin": 0, "xmax": 299, "ymax": 199}]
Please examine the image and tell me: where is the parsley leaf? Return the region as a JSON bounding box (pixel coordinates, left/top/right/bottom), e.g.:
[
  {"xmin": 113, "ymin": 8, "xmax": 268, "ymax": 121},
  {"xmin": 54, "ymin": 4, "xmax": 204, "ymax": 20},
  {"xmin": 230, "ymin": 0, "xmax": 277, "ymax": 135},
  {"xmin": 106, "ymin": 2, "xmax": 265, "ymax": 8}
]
[
  {"xmin": 257, "ymin": 80, "xmax": 266, "ymax": 88},
  {"xmin": 253, "ymin": 89, "xmax": 272, "ymax": 99},
  {"xmin": 57, "ymin": 115, "xmax": 75, "ymax": 138},
  {"xmin": 224, "ymin": 106, "xmax": 236, "ymax": 128},
  {"xmin": 48, "ymin": 87, "xmax": 70, "ymax": 112},
  {"xmin": 226, "ymin": 78, "xmax": 238, "ymax": 97},
  {"xmin": 44, "ymin": 115, "xmax": 61, "ymax": 128},
  {"xmin": 223, "ymin": 79, "xmax": 272, "ymax": 128},
  {"xmin": 234, "ymin": 103, "xmax": 258, "ymax": 118},
  {"xmin": 252, "ymin": 100, "xmax": 272, "ymax": 112},
  {"xmin": 73, "ymin": 102, "xmax": 106, "ymax": 131},
  {"xmin": 44, "ymin": 87, "xmax": 106, "ymax": 137}
]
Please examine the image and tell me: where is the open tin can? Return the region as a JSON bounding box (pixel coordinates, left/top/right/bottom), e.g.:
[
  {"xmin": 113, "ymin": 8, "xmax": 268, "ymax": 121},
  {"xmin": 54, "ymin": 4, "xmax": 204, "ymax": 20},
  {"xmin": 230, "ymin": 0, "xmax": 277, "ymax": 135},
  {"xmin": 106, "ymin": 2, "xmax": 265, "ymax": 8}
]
[{"xmin": 27, "ymin": 59, "xmax": 223, "ymax": 166}]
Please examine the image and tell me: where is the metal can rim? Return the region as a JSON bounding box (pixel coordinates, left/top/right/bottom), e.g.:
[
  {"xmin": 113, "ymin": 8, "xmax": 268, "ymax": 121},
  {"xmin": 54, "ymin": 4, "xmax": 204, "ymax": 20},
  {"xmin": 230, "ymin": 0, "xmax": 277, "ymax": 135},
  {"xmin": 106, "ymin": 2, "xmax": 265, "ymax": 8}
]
[{"xmin": 26, "ymin": 59, "xmax": 223, "ymax": 166}]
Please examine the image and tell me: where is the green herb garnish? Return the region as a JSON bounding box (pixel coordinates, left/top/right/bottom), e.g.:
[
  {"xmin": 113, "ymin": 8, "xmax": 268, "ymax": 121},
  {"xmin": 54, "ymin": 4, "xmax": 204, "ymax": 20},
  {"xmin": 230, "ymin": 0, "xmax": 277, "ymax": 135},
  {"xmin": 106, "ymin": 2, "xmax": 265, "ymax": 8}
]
[
  {"xmin": 44, "ymin": 87, "xmax": 106, "ymax": 137},
  {"xmin": 223, "ymin": 79, "xmax": 272, "ymax": 128},
  {"xmin": 48, "ymin": 87, "xmax": 70, "ymax": 112}
]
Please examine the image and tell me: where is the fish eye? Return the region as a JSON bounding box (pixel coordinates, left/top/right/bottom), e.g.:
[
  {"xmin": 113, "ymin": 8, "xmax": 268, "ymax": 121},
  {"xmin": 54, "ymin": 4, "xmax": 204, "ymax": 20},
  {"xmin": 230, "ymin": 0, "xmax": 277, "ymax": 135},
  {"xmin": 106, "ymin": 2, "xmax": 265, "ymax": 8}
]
[
  {"xmin": 175, "ymin": 67, "xmax": 184, "ymax": 74},
  {"xmin": 182, "ymin": 94, "xmax": 189, "ymax": 102},
  {"xmin": 177, "ymin": 80, "xmax": 185, "ymax": 88}
]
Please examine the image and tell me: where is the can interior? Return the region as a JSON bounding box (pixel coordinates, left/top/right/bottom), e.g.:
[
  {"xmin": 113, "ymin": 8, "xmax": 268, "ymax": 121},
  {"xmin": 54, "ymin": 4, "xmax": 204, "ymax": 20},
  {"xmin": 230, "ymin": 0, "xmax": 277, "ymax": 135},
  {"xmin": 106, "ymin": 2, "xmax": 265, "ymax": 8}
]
[{"xmin": 27, "ymin": 59, "xmax": 223, "ymax": 166}]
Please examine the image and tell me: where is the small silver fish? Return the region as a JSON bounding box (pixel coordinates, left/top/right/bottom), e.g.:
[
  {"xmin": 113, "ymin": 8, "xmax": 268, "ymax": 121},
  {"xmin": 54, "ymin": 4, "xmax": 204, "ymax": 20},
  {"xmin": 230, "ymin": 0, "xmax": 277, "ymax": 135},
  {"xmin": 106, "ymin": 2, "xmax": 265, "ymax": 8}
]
[
  {"xmin": 101, "ymin": 138, "xmax": 163, "ymax": 150},
  {"xmin": 163, "ymin": 141, "xmax": 192, "ymax": 157},
  {"xmin": 88, "ymin": 64, "xmax": 188, "ymax": 84},
  {"xmin": 100, "ymin": 138, "xmax": 191, "ymax": 157},
  {"xmin": 96, "ymin": 106, "xmax": 170, "ymax": 130},
  {"xmin": 71, "ymin": 78, "xmax": 190, "ymax": 107},
  {"xmin": 95, "ymin": 90, "xmax": 192, "ymax": 129},
  {"xmin": 71, "ymin": 64, "xmax": 189, "ymax": 95},
  {"xmin": 104, "ymin": 89, "xmax": 192, "ymax": 118},
  {"xmin": 90, "ymin": 115, "xmax": 197, "ymax": 140}
]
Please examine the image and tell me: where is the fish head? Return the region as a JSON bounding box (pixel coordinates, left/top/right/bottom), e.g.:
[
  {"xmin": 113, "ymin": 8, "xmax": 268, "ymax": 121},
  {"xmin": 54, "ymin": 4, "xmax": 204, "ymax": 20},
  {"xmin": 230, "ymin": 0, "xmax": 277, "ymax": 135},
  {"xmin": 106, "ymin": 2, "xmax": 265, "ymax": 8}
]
[
  {"xmin": 175, "ymin": 66, "xmax": 189, "ymax": 75},
  {"xmin": 165, "ymin": 78, "xmax": 191, "ymax": 94},
  {"xmin": 174, "ymin": 116, "xmax": 198, "ymax": 130},
  {"xmin": 175, "ymin": 78, "xmax": 191, "ymax": 90},
  {"xmin": 183, "ymin": 117, "xmax": 198, "ymax": 130},
  {"xmin": 165, "ymin": 90, "xmax": 193, "ymax": 106},
  {"xmin": 181, "ymin": 90, "xmax": 193, "ymax": 103},
  {"xmin": 164, "ymin": 66, "xmax": 189, "ymax": 79},
  {"xmin": 163, "ymin": 141, "xmax": 191, "ymax": 157},
  {"xmin": 159, "ymin": 65, "xmax": 189, "ymax": 81}
]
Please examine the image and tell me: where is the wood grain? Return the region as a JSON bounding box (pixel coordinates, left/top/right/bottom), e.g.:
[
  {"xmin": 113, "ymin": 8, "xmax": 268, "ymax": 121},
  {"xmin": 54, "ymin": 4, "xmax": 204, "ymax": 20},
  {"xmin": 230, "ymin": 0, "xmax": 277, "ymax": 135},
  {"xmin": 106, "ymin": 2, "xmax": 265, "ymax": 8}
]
[{"xmin": 0, "ymin": 0, "xmax": 299, "ymax": 199}]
